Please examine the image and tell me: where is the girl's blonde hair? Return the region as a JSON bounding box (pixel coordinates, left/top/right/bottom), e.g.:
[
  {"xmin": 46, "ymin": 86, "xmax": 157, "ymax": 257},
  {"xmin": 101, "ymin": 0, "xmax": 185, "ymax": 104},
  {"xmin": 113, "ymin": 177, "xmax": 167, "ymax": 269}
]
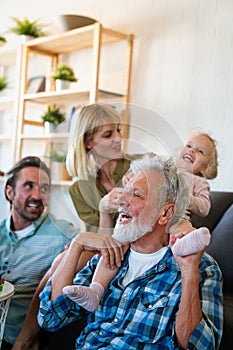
[
  {"xmin": 187, "ymin": 131, "xmax": 218, "ymax": 179},
  {"xmin": 66, "ymin": 104, "xmax": 122, "ymax": 180}
]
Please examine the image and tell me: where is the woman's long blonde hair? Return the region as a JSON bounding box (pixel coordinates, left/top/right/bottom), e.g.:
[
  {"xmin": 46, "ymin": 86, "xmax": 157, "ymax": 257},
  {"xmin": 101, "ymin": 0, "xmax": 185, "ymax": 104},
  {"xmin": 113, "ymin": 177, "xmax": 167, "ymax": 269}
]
[{"xmin": 66, "ymin": 104, "xmax": 122, "ymax": 180}]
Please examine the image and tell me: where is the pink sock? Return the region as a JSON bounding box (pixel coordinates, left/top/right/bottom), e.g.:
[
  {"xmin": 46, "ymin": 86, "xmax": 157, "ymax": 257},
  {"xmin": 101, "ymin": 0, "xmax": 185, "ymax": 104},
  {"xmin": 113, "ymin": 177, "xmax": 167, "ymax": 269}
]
[
  {"xmin": 172, "ymin": 227, "xmax": 211, "ymax": 257},
  {"xmin": 62, "ymin": 282, "xmax": 104, "ymax": 312}
]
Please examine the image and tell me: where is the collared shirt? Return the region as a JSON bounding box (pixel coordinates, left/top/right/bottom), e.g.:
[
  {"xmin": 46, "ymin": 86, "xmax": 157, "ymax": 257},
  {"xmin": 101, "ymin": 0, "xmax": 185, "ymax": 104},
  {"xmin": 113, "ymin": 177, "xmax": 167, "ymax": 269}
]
[
  {"xmin": 0, "ymin": 211, "xmax": 78, "ymax": 344},
  {"xmin": 38, "ymin": 249, "xmax": 223, "ymax": 350}
]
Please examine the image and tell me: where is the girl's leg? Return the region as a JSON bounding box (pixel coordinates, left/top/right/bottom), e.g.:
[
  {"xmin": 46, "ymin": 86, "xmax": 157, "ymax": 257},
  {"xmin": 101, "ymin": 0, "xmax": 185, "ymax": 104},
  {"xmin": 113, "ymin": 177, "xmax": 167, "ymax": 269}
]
[
  {"xmin": 171, "ymin": 227, "xmax": 211, "ymax": 256},
  {"xmin": 63, "ymin": 256, "xmax": 119, "ymax": 312}
]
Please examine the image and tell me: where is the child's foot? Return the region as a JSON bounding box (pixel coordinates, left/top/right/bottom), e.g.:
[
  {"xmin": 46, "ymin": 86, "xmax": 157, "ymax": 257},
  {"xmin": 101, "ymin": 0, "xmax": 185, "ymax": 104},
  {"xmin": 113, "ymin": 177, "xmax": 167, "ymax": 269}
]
[
  {"xmin": 172, "ymin": 227, "xmax": 211, "ymax": 256},
  {"xmin": 63, "ymin": 282, "xmax": 104, "ymax": 312}
]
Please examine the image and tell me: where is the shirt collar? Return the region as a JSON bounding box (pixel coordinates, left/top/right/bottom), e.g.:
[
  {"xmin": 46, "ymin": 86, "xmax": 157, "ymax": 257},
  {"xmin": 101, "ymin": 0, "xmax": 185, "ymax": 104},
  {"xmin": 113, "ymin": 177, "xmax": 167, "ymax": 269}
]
[{"xmin": 6, "ymin": 210, "xmax": 48, "ymax": 233}]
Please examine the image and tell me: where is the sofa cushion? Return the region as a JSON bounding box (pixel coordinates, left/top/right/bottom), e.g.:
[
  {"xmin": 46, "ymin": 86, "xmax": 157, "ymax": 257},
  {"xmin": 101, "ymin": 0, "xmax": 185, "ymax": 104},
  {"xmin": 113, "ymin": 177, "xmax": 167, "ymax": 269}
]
[
  {"xmin": 192, "ymin": 191, "xmax": 233, "ymax": 232},
  {"xmin": 206, "ymin": 204, "xmax": 233, "ymax": 293}
]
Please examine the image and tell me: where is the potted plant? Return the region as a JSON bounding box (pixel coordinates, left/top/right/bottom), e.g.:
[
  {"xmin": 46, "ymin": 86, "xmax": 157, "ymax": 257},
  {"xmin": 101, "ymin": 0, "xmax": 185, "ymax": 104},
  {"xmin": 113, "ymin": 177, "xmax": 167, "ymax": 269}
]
[
  {"xmin": 0, "ymin": 34, "xmax": 7, "ymax": 47},
  {"xmin": 52, "ymin": 63, "xmax": 77, "ymax": 90},
  {"xmin": 41, "ymin": 105, "xmax": 65, "ymax": 133},
  {"xmin": 50, "ymin": 148, "xmax": 72, "ymax": 181},
  {"xmin": 50, "ymin": 148, "xmax": 67, "ymax": 163},
  {"xmin": 0, "ymin": 76, "xmax": 8, "ymax": 92},
  {"xmin": 9, "ymin": 17, "xmax": 44, "ymax": 42}
]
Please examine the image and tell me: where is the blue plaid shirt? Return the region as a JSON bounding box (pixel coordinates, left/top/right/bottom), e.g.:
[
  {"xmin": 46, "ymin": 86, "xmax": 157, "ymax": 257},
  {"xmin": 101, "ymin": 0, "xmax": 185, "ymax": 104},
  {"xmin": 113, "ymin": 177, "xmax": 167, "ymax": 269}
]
[
  {"xmin": 38, "ymin": 248, "xmax": 223, "ymax": 349},
  {"xmin": 0, "ymin": 211, "xmax": 78, "ymax": 344}
]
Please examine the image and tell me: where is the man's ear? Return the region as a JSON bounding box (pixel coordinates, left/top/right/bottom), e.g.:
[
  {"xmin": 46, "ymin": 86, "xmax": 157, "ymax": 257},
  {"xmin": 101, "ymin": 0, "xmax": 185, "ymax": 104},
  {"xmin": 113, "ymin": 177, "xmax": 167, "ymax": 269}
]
[
  {"xmin": 158, "ymin": 204, "xmax": 176, "ymax": 225},
  {"xmin": 5, "ymin": 184, "xmax": 14, "ymax": 202}
]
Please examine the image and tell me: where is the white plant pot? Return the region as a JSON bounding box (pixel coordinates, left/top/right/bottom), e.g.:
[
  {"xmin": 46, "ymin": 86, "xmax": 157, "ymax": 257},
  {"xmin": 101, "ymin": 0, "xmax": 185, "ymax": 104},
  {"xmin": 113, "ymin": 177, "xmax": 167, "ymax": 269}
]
[
  {"xmin": 55, "ymin": 79, "xmax": 70, "ymax": 91},
  {"xmin": 20, "ymin": 35, "xmax": 34, "ymax": 44},
  {"xmin": 44, "ymin": 122, "xmax": 56, "ymax": 134}
]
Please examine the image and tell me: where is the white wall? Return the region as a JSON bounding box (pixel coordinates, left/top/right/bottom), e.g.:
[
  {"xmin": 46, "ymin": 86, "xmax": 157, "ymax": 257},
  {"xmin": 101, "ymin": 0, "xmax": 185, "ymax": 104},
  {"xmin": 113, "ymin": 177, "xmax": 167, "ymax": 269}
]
[{"xmin": 0, "ymin": 0, "xmax": 232, "ymax": 222}]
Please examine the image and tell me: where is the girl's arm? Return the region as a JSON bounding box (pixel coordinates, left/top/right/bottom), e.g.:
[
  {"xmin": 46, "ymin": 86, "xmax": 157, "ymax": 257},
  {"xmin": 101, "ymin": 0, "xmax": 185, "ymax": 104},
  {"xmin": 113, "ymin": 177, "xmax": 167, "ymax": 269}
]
[{"xmin": 188, "ymin": 177, "xmax": 211, "ymax": 217}]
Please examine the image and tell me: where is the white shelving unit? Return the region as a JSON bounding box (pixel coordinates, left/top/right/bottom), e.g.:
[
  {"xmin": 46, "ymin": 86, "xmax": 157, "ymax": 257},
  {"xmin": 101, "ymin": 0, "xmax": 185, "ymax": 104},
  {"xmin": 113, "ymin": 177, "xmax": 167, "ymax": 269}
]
[{"xmin": 0, "ymin": 43, "xmax": 21, "ymax": 174}]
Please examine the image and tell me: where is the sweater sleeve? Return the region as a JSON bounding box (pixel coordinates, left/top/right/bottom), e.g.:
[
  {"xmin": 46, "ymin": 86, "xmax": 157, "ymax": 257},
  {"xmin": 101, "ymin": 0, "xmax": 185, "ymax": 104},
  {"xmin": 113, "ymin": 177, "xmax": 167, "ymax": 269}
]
[{"xmin": 188, "ymin": 175, "xmax": 211, "ymax": 217}]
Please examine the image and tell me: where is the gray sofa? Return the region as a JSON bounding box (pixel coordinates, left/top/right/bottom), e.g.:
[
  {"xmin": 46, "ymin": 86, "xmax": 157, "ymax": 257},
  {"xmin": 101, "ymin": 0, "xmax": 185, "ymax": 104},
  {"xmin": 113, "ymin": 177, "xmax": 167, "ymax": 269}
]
[{"xmin": 192, "ymin": 191, "xmax": 233, "ymax": 350}]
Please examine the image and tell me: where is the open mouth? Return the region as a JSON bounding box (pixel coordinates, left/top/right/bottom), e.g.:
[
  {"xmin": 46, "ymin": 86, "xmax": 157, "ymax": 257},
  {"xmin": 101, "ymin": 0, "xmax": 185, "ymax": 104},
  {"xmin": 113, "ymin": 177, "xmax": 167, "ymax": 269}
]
[
  {"xmin": 27, "ymin": 202, "xmax": 42, "ymax": 210},
  {"xmin": 118, "ymin": 211, "xmax": 132, "ymax": 224},
  {"xmin": 183, "ymin": 154, "xmax": 194, "ymax": 163}
]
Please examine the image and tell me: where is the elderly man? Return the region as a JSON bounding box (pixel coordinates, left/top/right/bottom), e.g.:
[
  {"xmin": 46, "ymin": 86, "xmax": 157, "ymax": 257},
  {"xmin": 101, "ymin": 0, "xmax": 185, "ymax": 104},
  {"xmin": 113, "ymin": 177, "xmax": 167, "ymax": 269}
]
[
  {"xmin": 38, "ymin": 154, "xmax": 223, "ymax": 349},
  {"xmin": 0, "ymin": 156, "xmax": 79, "ymax": 350}
]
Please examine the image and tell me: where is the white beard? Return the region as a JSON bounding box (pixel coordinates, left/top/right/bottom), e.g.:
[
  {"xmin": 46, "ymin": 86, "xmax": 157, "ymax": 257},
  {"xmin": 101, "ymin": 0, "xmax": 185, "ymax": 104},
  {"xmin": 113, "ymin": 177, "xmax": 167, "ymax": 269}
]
[{"xmin": 113, "ymin": 219, "xmax": 153, "ymax": 243}]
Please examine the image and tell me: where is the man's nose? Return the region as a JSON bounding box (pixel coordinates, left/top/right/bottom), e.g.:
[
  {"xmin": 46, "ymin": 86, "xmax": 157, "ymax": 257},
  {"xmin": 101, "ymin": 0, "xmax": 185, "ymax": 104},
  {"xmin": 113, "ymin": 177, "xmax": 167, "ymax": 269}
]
[
  {"xmin": 117, "ymin": 190, "xmax": 131, "ymax": 207},
  {"xmin": 31, "ymin": 186, "xmax": 42, "ymax": 198}
]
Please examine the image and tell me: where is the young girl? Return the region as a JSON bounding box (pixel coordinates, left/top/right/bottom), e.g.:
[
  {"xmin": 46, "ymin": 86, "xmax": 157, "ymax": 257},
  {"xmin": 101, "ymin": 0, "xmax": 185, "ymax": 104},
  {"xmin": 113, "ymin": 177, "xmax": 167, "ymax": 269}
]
[{"xmin": 63, "ymin": 131, "xmax": 218, "ymax": 311}]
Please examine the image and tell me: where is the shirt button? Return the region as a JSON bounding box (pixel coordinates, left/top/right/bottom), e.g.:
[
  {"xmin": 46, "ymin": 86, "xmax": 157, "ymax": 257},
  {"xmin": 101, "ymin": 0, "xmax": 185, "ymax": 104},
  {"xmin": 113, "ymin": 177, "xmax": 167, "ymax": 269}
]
[
  {"xmin": 7, "ymin": 270, "xmax": 11, "ymax": 274},
  {"xmin": 84, "ymin": 345, "xmax": 89, "ymax": 349},
  {"xmin": 99, "ymin": 331, "xmax": 103, "ymax": 336},
  {"xmin": 123, "ymin": 293, "xmax": 128, "ymax": 298},
  {"xmin": 148, "ymin": 304, "xmax": 152, "ymax": 309},
  {"xmin": 114, "ymin": 318, "xmax": 118, "ymax": 323}
]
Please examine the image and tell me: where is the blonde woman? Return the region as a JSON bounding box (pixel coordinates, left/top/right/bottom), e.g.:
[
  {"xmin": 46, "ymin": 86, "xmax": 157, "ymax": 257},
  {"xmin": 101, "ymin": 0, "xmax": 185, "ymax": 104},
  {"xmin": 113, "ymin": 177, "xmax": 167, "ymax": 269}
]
[{"xmin": 66, "ymin": 103, "xmax": 142, "ymax": 233}]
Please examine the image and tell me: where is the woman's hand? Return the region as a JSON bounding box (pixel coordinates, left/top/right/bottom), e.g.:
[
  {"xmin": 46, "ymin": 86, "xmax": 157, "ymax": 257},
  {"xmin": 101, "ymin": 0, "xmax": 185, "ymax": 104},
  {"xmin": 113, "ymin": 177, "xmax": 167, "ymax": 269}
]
[
  {"xmin": 122, "ymin": 170, "xmax": 134, "ymax": 186},
  {"xmin": 99, "ymin": 187, "xmax": 123, "ymax": 214}
]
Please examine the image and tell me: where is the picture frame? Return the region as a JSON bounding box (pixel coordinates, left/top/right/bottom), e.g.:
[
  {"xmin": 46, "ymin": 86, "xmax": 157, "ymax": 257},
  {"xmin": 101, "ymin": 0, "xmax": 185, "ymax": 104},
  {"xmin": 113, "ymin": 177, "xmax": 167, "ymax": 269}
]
[{"xmin": 27, "ymin": 76, "xmax": 46, "ymax": 94}]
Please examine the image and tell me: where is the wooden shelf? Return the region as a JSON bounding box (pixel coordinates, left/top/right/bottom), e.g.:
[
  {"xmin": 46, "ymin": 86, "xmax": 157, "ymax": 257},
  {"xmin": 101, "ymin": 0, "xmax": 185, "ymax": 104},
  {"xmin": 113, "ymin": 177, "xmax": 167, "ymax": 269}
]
[
  {"xmin": 20, "ymin": 132, "xmax": 68, "ymax": 140},
  {"xmin": 25, "ymin": 24, "xmax": 128, "ymax": 54},
  {"xmin": 51, "ymin": 179, "xmax": 73, "ymax": 187},
  {"xmin": 23, "ymin": 89, "xmax": 125, "ymax": 105}
]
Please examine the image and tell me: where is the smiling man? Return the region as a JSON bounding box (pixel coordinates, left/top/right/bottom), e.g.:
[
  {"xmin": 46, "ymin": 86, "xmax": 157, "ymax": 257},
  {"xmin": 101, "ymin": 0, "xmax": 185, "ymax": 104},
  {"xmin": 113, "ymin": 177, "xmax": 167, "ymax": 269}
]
[
  {"xmin": 0, "ymin": 156, "xmax": 78, "ymax": 349},
  {"xmin": 38, "ymin": 154, "xmax": 223, "ymax": 350}
]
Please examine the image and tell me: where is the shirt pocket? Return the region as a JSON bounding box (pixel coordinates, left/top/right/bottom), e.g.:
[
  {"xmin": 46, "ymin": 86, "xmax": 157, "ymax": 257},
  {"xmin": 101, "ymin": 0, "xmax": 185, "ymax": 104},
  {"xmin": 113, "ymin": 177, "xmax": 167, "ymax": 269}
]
[{"xmin": 140, "ymin": 292, "xmax": 169, "ymax": 311}]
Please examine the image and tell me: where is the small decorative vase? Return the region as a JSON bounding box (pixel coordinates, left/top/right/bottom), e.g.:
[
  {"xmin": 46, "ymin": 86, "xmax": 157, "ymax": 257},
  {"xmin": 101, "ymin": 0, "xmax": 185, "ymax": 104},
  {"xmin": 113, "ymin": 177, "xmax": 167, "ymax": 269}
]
[{"xmin": 55, "ymin": 79, "xmax": 70, "ymax": 91}]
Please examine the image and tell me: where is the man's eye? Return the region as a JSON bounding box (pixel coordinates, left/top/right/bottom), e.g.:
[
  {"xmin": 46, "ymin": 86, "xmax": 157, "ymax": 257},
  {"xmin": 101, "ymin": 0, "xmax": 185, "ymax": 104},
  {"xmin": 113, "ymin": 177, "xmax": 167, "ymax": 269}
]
[
  {"xmin": 41, "ymin": 185, "xmax": 49, "ymax": 194},
  {"xmin": 198, "ymin": 149, "xmax": 204, "ymax": 155},
  {"xmin": 133, "ymin": 191, "xmax": 141, "ymax": 198},
  {"xmin": 24, "ymin": 183, "xmax": 33, "ymax": 189}
]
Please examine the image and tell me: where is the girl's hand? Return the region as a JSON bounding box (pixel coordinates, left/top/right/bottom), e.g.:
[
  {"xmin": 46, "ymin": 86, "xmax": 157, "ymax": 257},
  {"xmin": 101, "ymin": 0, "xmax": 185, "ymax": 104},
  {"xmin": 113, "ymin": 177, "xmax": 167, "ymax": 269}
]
[{"xmin": 73, "ymin": 232, "xmax": 127, "ymax": 269}]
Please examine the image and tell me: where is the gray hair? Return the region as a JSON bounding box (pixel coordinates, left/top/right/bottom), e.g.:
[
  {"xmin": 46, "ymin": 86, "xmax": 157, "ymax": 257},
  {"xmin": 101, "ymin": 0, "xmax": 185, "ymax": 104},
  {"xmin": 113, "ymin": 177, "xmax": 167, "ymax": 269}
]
[{"xmin": 129, "ymin": 154, "xmax": 189, "ymax": 226}]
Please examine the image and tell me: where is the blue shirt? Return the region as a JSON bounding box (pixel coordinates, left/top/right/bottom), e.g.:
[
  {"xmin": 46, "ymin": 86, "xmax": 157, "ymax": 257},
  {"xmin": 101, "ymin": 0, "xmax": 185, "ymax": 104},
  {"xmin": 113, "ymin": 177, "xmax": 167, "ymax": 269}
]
[
  {"xmin": 38, "ymin": 248, "xmax": 223, "ymax": 349},
  {"xmin": 0, "ymin": 211, "xmax": 78, "ymax": 344}
]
